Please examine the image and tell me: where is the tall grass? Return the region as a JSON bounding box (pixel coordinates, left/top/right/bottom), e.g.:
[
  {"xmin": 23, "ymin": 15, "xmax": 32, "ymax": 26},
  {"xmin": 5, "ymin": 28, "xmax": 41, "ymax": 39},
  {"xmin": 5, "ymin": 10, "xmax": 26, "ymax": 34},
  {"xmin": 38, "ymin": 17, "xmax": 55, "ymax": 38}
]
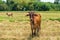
[
  {"xmin": 0, "ymin": 11, "xmax": 60, "ymax": 40},
  {"xmin": 49, "ymin": 18, "xmax": 60, "ymax": 21}
]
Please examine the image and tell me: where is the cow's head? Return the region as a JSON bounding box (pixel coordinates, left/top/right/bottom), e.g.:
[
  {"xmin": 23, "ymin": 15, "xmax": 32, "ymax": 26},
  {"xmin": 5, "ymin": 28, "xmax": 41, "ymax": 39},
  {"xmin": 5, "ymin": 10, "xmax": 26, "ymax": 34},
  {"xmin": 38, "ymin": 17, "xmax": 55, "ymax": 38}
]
[{"xmin": 26, "ymin": 11, "xmax": 37, "ymax": 21}]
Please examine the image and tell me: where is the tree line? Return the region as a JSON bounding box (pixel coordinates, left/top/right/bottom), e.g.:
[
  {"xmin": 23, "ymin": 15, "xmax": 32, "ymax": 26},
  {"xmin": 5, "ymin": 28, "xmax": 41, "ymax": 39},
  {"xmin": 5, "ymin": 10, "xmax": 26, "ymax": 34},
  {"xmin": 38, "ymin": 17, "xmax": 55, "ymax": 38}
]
[{"xmin": 0, "ymin": 0, "xmax": 60, "ymax": 11}]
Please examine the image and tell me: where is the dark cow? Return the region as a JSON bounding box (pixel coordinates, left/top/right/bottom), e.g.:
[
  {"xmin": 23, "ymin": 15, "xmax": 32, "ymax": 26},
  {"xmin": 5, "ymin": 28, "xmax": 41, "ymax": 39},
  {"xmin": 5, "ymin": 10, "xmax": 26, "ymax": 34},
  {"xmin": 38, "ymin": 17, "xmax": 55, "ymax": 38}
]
[
  {"xmin": 6, "ymin": 12, "xmax": 13, "ymax": 17},
  {"xmin": 26, "ymin": 11, "xmax": 41, "ymax": 36}
]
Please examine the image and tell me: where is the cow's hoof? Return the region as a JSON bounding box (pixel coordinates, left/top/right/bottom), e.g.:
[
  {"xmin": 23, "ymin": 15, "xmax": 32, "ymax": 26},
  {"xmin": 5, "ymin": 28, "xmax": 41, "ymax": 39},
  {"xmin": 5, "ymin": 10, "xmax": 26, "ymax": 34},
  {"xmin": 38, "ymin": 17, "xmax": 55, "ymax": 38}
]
[{"xmin": 34, "ymin": 33, "xmax": 36, "ymax": 36}]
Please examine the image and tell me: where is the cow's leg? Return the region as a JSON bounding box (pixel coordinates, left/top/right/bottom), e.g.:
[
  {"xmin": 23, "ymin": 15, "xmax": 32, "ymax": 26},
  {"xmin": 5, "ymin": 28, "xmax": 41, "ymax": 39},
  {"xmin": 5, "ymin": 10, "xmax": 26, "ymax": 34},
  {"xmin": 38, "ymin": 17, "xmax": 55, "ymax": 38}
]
[
  {"xmin": 37, "ymin": 23, "xmax": 41, "ymax": 32},
  {"xmin": 37, "ymin": 26, "xmax": 40, "ymax": 32},
  {"xmin": 37, "ymin": 25, "xmax": 40, "ymax": 36},
  {"xmin": 34, "ymin": 29, "xmax": 36, "ymax": 36},
  {"xmin": 31, "ymin": 26, "xmax": 34, "ymax": 37}
]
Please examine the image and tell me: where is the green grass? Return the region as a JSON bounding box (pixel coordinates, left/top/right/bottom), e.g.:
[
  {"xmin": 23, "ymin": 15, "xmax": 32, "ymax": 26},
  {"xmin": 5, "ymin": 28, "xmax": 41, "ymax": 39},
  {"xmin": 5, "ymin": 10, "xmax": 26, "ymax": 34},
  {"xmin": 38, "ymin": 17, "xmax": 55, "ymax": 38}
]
[
  {"xmin": 0, "ymin": 19, "xmax": 3, "ymax": 22},
  {"xmin": 0, "ymin": 11, "xmax": 60, "ymax": 40},
  {"xmin": 9, "ymin": 19, "xmax": 15, "ymax": 22},
  {"xmin": 49, "ymin": 18, "xmax": 60, "ymax": 21}
]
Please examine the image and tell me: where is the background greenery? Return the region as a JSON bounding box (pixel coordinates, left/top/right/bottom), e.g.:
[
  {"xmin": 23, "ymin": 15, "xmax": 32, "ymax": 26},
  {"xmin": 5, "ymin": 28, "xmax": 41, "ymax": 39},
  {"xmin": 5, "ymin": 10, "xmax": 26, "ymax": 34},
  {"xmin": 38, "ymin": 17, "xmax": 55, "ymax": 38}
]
[{"xmin": 0, "ymin": 0, "xmax": 60, "ymax": 11}]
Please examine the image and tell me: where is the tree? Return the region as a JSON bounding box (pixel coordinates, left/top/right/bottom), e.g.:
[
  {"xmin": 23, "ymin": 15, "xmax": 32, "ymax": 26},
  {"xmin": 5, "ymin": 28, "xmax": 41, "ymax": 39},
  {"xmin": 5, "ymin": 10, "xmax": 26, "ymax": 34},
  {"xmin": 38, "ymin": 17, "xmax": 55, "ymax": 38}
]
[
  {"xmin": 54, "ymin": 0, "xmax": 60, "ymax": 4},
  {"xmin": 0, "ymin": 0, "xmax": 4, "ymax": 4},
  {"xmin": 6, "ymin": 0, "xmax": 14, "ymax": 5}
]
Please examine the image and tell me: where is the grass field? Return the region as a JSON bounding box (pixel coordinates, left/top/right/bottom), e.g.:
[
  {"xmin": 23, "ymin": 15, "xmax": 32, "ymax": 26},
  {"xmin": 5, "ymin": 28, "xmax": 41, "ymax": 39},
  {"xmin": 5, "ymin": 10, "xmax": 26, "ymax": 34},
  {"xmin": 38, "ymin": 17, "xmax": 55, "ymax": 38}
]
[{"xmin": 0, "ymin": 11, "xmax": 60, "ymax": 40}]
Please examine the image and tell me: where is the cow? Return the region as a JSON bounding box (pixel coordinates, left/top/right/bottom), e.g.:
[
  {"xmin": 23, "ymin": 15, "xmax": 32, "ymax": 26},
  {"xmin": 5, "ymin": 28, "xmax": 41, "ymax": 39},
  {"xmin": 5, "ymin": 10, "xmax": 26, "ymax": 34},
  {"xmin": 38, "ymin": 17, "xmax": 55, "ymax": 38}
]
[
  {"xmin": 26, "ymin": 11, "xmax": 41, "ymax": 37},
  {"xmin": 6, "ymin": 12, "xmax": 13, "ymax": 17}
]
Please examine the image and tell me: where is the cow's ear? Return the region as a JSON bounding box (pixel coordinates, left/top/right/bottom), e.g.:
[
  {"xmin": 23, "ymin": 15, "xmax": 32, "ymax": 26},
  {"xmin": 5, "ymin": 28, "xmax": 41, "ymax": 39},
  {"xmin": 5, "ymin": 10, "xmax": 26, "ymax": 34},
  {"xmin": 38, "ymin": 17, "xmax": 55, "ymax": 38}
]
[
  {"xmin": 28, "ymin": 12, "xmax": 30, "ymax": 13},
  {"xmin": 26, "ymin": 14, "xmax": 29, "ymax": 16},
  {"xmin": 34, "ymin": 14, "xmax": 37, "ymax": 16},
  {"xmin": 32, "ymin": 11, "xmax": 35, "ymax": 13}
]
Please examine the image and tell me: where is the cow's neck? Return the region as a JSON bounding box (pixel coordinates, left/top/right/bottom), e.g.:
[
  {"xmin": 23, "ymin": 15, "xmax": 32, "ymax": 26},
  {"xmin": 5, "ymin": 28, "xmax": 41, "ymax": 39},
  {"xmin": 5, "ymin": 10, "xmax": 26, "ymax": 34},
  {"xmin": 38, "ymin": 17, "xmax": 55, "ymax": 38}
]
[{"xmin": 30, "ymin": 17, "xmax": 34, "ymax": 25}]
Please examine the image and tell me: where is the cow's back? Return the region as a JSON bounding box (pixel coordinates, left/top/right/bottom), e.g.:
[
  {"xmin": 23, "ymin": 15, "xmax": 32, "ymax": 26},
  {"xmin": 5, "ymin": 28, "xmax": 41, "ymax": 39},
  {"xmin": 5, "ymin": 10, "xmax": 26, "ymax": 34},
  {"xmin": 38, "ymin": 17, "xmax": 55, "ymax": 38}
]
[
  {"xmin": 33, "ymin": 14, "xmax": 41, "ymax": 29},
  {"xmin": 34, "ymin": 14, "xmax": 41, "ymax": 24}
]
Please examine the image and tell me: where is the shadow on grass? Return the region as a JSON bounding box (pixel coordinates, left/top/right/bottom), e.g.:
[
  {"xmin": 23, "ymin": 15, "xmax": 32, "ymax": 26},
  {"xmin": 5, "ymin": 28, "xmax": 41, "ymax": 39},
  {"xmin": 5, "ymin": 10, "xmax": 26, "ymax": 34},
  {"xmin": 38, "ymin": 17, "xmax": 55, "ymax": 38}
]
[
  {"xmin": 27, "ymin": 34, "xmax": 40, "ymax": 40},
  {"xmin": 27, "ymin": 34, "xmax": 33, "ymax": 40}
]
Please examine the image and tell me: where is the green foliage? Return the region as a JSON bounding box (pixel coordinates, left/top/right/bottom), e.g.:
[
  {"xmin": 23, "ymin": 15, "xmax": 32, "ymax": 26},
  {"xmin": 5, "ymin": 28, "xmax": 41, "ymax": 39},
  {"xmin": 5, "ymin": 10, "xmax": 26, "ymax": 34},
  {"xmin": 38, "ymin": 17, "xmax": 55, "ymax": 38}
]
[
  {"xmin": 50, "ymin": 4, "xmax": 60, "ymax": 11},
  {"xmin": 54, "ymin": 0, "xmax": 60, "ymax": 4},
  {"xmin": 0, "ymin": 0, "xmax": 60, "ymax": 11},
  {"xmin": 0, "ymin": 4, "xmax": 8, "ymax": 11},
  {"xmin": 0, "ymin": 0, "xmax": 3, "ymax": 4}
]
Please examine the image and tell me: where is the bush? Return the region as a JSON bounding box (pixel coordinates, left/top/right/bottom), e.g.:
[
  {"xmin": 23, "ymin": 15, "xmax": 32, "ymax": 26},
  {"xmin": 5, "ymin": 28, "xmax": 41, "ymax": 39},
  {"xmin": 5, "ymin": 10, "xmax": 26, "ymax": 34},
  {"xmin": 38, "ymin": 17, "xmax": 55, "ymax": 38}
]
[
  {"xmin": 0, "ymin": 4, "xmax": 9, "ymax": 11},
  {"xmin": 0, "ymin": 0, "xmax": 60, "ymax": 11}
]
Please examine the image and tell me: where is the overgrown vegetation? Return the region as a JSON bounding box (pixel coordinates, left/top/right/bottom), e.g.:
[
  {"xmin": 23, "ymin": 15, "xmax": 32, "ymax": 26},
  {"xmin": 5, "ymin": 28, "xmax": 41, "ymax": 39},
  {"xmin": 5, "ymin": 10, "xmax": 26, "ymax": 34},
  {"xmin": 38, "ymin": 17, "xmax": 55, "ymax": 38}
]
[
  {"xmin": 0, "ymin": 0, "xmax": 60, "ymax": 11},
  {"xmin": 49, "ymin": 18, "xmax": 60, "ymax": 21},
  {"xmin": 0, "ymin": 11, "xmax": 60, "ymax": 40}
]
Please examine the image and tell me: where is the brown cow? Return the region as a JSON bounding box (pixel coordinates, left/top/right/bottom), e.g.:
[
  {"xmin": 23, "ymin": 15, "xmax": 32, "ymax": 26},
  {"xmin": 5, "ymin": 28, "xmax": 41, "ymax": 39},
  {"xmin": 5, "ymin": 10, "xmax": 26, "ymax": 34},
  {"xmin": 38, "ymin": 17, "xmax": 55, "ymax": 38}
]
[
  {"xmin": 6, "ymin": 12, "xmax": 13, "ymax": 17},
  {"xmin": 26, "ymin": 11, "xmax": 41, "ymax": 36}
]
